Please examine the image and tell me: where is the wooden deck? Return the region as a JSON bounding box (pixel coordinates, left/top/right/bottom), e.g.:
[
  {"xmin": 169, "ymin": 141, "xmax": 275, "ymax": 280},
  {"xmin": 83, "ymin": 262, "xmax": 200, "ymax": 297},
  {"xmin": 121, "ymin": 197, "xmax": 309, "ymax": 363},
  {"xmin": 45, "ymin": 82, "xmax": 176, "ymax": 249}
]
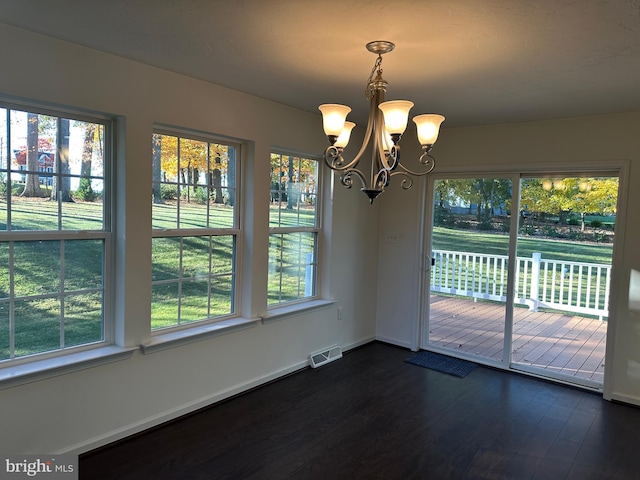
[{"xmin": 428, "ymin": 295, "xmax": 607, "ymax": 384}]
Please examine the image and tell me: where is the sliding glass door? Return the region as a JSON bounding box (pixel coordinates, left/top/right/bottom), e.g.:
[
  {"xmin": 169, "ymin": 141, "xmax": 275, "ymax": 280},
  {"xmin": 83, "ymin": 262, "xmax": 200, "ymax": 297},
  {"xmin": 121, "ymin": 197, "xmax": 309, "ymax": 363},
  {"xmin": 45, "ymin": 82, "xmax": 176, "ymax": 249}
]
[
  {"xmin": 510, "ymin": 176, "xmax": 616, "ymax": 388},
  {"xmin": 426, "ymin": 177, "xmax": 513, "ymax": 365},
  {"xmin": 423, "ymin": 173, "xmax": 618, "ymax": 389}
]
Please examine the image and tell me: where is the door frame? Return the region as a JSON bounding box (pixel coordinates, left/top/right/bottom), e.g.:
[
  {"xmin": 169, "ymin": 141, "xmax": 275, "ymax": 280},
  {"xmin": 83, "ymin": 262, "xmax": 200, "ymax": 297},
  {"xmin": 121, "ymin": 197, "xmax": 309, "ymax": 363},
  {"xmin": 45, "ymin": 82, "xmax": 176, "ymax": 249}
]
[{"xmin": 417, "ymin": 161, "xmax": 629, "ymax": 397}]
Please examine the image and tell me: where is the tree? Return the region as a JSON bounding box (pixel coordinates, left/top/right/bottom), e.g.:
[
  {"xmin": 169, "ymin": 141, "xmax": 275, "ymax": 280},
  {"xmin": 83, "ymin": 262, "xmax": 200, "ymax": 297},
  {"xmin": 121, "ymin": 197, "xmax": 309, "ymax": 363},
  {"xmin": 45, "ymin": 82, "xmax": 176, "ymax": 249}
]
[
  {"xmin": 76, "ymin": 122, "xmax": 99, "ymax": 202},
  {"xmin": 50, "ymin": 118, "xmax": 73, "ymax": 202},
  {"xmin": 155, "ymin": 134, "xmax": 232, "ymax": 204},
  {"xmin": 211, "ymin": 156, "xmax": 223, "ymax": 204},
  {"xmin": 573, "ymin": 178, "xmax": 618, "ymax": 231},
  {"xmin": 520, "ymin": 177, "xmax": 618, "ymax": 230},
  {"xmin": 227, "ymin": 147, "xmax": 236, "ymax": 207},
  {"xmin": 21, "ymin": 113, "xmax": 46, "ymax": 198},
  {"xmin": 152, "ymin": 133, "xmax": 162, "ymax": 204}
]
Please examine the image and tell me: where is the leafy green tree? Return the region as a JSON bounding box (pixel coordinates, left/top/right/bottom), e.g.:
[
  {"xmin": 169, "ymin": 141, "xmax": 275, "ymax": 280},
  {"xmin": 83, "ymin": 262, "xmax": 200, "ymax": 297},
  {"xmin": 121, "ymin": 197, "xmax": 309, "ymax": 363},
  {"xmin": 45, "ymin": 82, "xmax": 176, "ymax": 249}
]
[{"xmin": 520, "ymin": 177, "xmax": 618, "ymax": 230}]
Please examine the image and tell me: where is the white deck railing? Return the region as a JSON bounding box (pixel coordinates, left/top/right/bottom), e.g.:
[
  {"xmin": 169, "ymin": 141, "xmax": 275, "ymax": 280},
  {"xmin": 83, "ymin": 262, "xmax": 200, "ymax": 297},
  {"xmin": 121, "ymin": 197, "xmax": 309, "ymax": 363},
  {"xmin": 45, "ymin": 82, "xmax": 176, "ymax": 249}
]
[{"xmin": 431, "ymin": 250, "xmax": 611, "ymax": 319}]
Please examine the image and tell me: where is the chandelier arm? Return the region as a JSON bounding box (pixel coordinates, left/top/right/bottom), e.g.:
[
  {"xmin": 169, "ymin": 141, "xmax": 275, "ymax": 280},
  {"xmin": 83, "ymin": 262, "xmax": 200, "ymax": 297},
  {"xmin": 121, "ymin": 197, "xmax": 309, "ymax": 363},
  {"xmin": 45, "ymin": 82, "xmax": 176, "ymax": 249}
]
[
  {"xmin": 341, "ymin": 168, "xmax": 368, "ymax": 190},
  {"xmin": 394, "ymin": 151, "xmax": 436, "ymax": 177},
  {"xmin": 389, "ymin": 171, "xmax": 415, "ymax": 190},
  {"xmin": 373, "ymin": 168, "xmax": 391, "ymax": 190},
  {"xmin": 344, "ymin": 92, "xmax": 378, "ymax": 170},
  {"xmin": 324, "ymin": 145, "xmax": 346, "ymax": 171}
]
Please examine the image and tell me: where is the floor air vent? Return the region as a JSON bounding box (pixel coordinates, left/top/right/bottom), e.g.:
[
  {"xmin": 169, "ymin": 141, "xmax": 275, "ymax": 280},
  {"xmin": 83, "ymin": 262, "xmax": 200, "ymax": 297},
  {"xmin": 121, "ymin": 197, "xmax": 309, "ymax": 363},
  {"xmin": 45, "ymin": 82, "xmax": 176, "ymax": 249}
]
[{"xmin": 309, "ymin": 345, "xmax": 342, "ymax": 368}]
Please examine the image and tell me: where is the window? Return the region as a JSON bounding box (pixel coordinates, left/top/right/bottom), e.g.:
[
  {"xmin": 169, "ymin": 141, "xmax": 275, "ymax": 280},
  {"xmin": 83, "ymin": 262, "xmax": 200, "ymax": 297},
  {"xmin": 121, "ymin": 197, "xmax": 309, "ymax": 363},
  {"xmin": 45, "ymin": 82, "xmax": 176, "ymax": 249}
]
[
  {"xmin": 151, "ymin": 129, "xmax": 239, "ymax": 331},
  {"xmin": 268, "ymin": 152, "xmax": 320, "ymax": 306},
  {"xmin": 0, "ymin": 103, "xmax": 111, "ymax": 364}
]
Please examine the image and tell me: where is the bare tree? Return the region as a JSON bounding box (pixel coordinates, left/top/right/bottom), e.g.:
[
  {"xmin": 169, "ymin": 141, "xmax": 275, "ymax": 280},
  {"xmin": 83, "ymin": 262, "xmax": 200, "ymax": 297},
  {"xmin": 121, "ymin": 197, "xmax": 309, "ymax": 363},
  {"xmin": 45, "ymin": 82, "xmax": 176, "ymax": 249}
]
[
  {"xmin": 51, "ymin": 118, "xmax": 73, "ymax": 202},
  {"xmin": 21, "ymin": 113, "xmax": 46, "ymax": 198}
]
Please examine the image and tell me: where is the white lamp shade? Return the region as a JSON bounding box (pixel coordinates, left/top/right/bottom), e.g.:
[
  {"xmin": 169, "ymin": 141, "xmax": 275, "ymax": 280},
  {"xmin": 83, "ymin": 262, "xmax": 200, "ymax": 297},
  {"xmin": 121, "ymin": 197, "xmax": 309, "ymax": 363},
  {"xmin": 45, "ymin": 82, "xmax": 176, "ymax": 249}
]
[
  {"xmin": 319, "ymin": 104, "xmax": 351, "ymax": 137},
  {"xmin": 413, "ymin": 114, "xmax": 445, "ymax": 146},
  {"xmin": 378, "ymin": 100, "xmax": 414, "ymax": 135},
  {"xmin": 334, "ymin": 121, "xmax": 356, "ymax": 148},
  {"xmin": 382, "ymin": 130, "xmax": 394, "ymax": 151}
]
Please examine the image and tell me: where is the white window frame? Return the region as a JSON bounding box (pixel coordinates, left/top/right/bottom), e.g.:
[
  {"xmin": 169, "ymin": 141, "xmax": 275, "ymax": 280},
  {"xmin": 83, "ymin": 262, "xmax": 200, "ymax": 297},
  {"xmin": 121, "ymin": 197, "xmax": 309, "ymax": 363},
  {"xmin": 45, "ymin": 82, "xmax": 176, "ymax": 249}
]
[
  {"xmin": 0, "ymin": 99, "xmax": 117, "ymax": 377},
  {"xmin": 267, "ymin": 150, "xmax": 322, "ymax": 310},
  {"xmin": 150, "ymin": 126, "xmax": 242, "ymax": 335}
]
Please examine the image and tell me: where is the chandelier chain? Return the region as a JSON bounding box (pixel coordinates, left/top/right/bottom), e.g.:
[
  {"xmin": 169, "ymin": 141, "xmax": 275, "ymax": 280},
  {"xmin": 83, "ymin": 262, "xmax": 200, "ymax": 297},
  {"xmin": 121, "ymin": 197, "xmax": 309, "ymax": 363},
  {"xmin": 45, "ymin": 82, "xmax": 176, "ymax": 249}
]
[{"xmin": 365, "ymin": 54, "xmax": 384, "ymax": 100}]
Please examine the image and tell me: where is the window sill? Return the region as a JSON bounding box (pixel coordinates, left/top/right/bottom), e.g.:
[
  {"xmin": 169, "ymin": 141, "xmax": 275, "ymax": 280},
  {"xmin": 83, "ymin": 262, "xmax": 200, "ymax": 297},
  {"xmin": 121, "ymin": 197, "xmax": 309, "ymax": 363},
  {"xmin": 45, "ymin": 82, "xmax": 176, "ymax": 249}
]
[
  {"xmin": 141, "ymin": 317, "xmax": 261, "ymax": 354},
  {"xmin": 262, "ymin": 299, "xmax": 336, "ymax": 324},
  {"xmin": 0, "ymin": 345, "xmax": 137, "ymax": 390}
]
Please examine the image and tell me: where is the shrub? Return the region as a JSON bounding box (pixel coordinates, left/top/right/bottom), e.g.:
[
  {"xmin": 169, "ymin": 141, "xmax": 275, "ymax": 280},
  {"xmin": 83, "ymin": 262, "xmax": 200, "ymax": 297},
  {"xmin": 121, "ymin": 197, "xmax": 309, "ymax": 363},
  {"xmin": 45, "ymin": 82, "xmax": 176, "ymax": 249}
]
[
  {"xmin": 11, "ymin": 183, "xmax": 24, "ymax": 196},
  {"xmin": 477, "ymin": 218, "xmax": 493, "ymax": 231},
  {"xmin": 592, "ymin": 232, "xmax": 609, "ymax": 243},
  {"xmin": 160, "ymin": 184, "xmax": 178, "ymax": 200},
  {"xmin": 434, "ymin": 206, "xmax": 455, "ymax": 227},
  {"xmin": 193, "ymin": 186, "xmax": 209, "ymax": 205},
  {"xmin": 590, "ymin": 219, "xmax": 603, "ymax": 229},
  {"xmin": 75, "ymin": 178, "xmax": 99, "ymax": 202},
  {"xmin": 567, "ymin": 215, "xmax": 580, "ymax": 226}
]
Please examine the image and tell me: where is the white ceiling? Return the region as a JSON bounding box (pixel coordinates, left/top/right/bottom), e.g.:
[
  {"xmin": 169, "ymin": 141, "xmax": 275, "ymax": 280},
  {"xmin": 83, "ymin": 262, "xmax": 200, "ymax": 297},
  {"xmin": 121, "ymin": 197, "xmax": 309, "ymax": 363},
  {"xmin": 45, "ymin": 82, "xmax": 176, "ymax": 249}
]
[{"xmin": 1, "ymin": 0, "xmax": 639, "ymax": 128}]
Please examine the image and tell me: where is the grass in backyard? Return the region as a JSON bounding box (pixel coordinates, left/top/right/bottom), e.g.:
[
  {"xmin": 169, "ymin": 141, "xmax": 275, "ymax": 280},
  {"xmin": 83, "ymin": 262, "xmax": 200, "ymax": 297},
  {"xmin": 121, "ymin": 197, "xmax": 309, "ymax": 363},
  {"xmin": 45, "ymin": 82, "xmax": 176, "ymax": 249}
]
[{"xmin": 433, "ymin": 226, "xmax": 613, "ymax": 264}]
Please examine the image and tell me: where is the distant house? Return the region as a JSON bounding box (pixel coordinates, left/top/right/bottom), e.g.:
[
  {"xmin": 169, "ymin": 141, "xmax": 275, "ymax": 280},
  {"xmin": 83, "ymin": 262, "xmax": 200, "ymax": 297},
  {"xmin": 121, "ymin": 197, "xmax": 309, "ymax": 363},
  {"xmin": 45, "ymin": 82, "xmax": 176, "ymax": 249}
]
[{"xmin": 12, "ymin": 149, "xmax": 55, "ymax": 185}]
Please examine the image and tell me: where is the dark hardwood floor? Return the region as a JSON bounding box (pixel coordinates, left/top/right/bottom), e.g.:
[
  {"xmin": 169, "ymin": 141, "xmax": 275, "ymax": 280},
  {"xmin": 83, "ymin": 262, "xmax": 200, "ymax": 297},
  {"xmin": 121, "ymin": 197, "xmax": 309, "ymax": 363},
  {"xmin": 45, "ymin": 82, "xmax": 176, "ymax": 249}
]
[{"xmin": 80, "ymin": 342, "xmax": 640, "ymax": 479}]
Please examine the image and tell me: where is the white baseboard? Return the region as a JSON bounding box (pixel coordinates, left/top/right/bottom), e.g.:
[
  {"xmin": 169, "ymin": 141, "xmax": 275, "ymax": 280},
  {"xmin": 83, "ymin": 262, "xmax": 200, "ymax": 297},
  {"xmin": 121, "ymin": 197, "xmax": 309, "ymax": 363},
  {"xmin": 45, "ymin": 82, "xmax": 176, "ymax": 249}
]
[
  {"xmin": 374, "ymin": 335, "xmax": 413, "ymax": 350},
  {"xmin": 59, "ymin": 359, "xmax": 309, "ymax": 455},
  {"xmin": 59, "ymin": 336, "xmax": 377, "ymax": 455},
  {"xmin": 341, "ymin": 336, "xmax": 376, "ymax": 352},
  {"xmin": 610, "ymin": 392, "xmax": 640, "ymax": 408}
]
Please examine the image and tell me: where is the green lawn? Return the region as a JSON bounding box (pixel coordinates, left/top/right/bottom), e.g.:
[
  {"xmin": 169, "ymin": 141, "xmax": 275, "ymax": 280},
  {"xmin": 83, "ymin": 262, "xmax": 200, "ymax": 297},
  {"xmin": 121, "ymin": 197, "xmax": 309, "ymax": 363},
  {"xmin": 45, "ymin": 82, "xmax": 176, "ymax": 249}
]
[{"xmin": 433, "ymin": 226, "xmax": 613, "ymax": 264}]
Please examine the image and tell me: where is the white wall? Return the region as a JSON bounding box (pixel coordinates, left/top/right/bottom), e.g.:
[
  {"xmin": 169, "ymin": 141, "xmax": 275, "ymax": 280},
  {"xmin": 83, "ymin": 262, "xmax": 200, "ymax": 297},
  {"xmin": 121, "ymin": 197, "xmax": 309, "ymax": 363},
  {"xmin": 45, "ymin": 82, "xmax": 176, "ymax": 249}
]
[
  {"xmin": 0, "ymin": 25, "xmax": 378, "ymax": 453},
  {"xmin": 376, "ymin": 111, "xmax": 640, "ymax": 405}
]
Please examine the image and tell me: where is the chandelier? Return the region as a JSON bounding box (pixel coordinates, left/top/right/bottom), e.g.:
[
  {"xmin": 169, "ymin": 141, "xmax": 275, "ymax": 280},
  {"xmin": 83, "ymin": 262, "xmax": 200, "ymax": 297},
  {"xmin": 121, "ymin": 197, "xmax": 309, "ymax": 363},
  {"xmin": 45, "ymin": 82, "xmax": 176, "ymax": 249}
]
[{"xmin": 319, "ymin": 41, "xmax": 445, "ymax": 204}]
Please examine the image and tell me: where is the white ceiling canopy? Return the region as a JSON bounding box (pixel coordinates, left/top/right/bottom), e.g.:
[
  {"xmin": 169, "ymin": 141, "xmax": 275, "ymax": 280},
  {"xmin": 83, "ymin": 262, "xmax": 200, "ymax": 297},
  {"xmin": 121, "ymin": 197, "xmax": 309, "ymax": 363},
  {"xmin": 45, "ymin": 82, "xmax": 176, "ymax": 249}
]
[{"xmin": 1, "ymin": 0, "xmax": 639, "ymax": 127}]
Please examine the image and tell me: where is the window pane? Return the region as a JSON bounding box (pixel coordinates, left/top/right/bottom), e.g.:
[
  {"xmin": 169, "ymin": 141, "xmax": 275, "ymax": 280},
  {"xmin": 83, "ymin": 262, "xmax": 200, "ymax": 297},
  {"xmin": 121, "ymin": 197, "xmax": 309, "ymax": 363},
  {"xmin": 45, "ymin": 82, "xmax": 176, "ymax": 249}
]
[
  {"xmin": 180, "ymin": 280, "xmax": 210, "ymax": 323},
  {"xmin": 3, "ymin": 114, "xmax": 105, "ymax": 232},
  {"xmin": 181, "ymin": 236, "xmax": 211, "ymax": 278},
  {"xmin": 211, "ymin": 275, "xmax": 234, "ymax": 316},
  {"xmin": 269, "ymin": 153, "xmax": 318, "ymax": 228},
  {"xmin": 65, "ymin": 292, "xmax": 103, "ymax": 347},
  {"xmin": 13, "ymin": 241, "xmax": 60, "ymax": 297},
  {"xmin": 152, "ymin": 135, "xmax": 237, "ymax": 230},
  {"xmin": 14, "ymin": 297, "xmax": 61, "ymax": 357},
  {"xmin": 151, "ymin": 235, "xmax": 236, "ymax": 330},
  {"xmin": 212, "ymin": 235, "xmax": 234, "ymax": 275},
  {"xmin": 0, "ymin": 242, "xmax": 7, "ymax": 300},
  {"xmin": 0, "ymin": 299, "xmax": 8, "ymax": 361},
  {"xmin": 152, "ymin": 237, "xmax": 181, "ymax": 282},
  {"xmin": 64, "ymin": 240, "xmax": 103, "ymax": 291},
  {"xmin": 151, "ymin": 282, "xmax": 179, "ymax": 330},
  {"xmin": 268, "ymin": 232, "xmax": 316, "ymax": 305},
  {"xmin": 62, "ymin": 120, "xmax": 105, "ymax": 230}
]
